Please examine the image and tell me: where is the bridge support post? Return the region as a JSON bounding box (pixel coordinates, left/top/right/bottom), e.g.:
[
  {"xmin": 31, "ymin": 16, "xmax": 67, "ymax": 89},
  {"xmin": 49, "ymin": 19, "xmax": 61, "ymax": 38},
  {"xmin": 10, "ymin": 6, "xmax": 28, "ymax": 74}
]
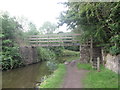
[
  {"xmin": 80, "ymin": 45, "xmax": 90, "ymax": 63},
  {"xmin": 97, "ymin": 57, "xmax": 100, "ymax": 72},
  {"xmin": 90, "ymin": 37, "xmax": 93, "ymax": 64}
]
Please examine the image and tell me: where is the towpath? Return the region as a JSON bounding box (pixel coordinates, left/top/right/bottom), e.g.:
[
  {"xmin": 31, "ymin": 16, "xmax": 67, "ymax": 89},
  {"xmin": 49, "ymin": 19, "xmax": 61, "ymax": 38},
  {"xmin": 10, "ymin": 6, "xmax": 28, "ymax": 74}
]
[{"xmin": 62, "ymin": 61, "xmax": 88, "ymax": 88}]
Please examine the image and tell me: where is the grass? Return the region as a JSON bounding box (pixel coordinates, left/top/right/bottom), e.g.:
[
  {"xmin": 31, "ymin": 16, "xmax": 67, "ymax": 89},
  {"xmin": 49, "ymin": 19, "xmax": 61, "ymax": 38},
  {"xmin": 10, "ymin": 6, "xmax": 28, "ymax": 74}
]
[
  {"xmin": 57, "ymin": 56, "xmax": 80, "ymax": 64},
  {"xmin": 65, "ymin": 56, "xmax": 80, "ymax": 62},
  {"xmin": 39, "ymin": 64, "xmax": 66, "ymax": 88},
  {"xmin": 62, "ymin": 49, "xmax": 80, "ymax": 56},
  {"xmin": 77, "ymin": 63, "xmax": 118, "ymax": 88},
  {"xmin": 77, "ymin": 63, "xmax": 92, "ymax": 70}
]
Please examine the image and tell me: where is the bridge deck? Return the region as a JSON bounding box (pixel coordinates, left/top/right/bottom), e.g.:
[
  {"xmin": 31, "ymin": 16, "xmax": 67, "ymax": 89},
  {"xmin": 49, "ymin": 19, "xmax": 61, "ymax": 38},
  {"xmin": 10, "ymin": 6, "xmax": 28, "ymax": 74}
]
[
  {"xmin": 31, "ymin": 43, "xmax": 80, "ymax": 47},
  {"xmin": 28, "ymin": 34, "xmax": 81, "ymax": 47}
]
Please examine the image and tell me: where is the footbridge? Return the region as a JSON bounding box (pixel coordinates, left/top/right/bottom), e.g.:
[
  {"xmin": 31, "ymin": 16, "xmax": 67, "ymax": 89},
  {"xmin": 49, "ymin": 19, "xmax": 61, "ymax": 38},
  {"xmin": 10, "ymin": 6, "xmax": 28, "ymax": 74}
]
[{"xmin": 28, "ymin": 33, "xmax": 81, "ymax": 47}]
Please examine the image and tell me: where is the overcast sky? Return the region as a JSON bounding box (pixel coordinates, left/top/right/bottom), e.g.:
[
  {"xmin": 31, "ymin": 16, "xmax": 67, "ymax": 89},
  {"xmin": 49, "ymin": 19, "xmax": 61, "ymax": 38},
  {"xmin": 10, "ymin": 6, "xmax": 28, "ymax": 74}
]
[{"xmin": 0, "ymin": 0, "xmax": 71, "ymax": 33}]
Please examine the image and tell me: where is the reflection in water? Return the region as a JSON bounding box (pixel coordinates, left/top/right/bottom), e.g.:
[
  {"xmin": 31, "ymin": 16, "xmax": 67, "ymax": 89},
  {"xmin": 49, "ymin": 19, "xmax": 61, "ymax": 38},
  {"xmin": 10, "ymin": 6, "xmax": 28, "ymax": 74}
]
[{"xmin": 2, "ymin": 62, "xmax": 51, "ymax": 88}]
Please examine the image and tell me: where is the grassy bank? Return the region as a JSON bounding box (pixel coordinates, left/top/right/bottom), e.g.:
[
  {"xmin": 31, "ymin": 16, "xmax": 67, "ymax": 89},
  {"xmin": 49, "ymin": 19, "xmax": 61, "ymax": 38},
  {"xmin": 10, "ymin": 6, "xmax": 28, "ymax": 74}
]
[
  {"xmin": 77, "ymin": 63, "xmax": 118, "ymax": 88},
  {"xmin": 62, "ymin": 50, "xmax": 80, "ymax": 56},
  {"xmin": 40, "ymin": 64, "xmax": 66, "ymax": 88},
  {"xmin": 77, "ymin": 63, "xmax": 92, "ymax": 70}
]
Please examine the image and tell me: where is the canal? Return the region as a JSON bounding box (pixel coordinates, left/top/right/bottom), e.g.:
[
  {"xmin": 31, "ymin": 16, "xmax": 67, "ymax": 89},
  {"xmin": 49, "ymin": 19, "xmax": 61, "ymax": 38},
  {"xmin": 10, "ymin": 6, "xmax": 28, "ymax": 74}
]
[
  {"xmin": 2, "ymin": 56, "xmax": 80, "ymax": 88},
  {"xmin": 2, "ymin": 62, "xmax": 51, "ymax": 88}
]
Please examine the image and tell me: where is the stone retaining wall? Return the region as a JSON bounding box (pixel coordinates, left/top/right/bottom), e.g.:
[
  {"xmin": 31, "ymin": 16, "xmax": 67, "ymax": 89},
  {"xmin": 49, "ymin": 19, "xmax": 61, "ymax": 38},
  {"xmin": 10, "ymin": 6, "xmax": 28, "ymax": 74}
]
[
  {"xmin": 80, "ymin": 45, "xmax": 90, "ymax": 63},
  {"xmin": 103, "ymin": 53, "xmax": 120, "ymax": 73},
  {"xmin": 80, "ymin": 45, "xmax": 102, "ymax": 64},
  {"xmin": 80, "ymin": 44, "xmax": 119, "ymax": 73},
  {"xmin": 19, "ymin": 46, "xmax": 40, "ymax": 65}
]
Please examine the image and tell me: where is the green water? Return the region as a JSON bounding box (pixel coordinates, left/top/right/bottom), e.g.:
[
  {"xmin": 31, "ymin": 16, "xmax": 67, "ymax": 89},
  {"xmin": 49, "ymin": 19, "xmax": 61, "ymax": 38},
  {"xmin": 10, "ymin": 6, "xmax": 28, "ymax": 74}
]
[
  {"xmin": 2, "ymin": 56, "xmax": 80, "ymax": 88},
  {"xmin": 2, "ymin": 62, "xmax": 51, "ymax": 88}
]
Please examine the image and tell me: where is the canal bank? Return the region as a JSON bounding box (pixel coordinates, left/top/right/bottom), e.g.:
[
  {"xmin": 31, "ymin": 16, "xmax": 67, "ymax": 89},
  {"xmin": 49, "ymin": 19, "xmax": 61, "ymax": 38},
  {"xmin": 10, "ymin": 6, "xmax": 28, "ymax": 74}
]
[
  {"xmin": 2, "ymin": 56, "xmax": 80, "ymax": 88},
  {"xmin": 39, "ymin": 56, "xmax": 80, "ymax": 88}
]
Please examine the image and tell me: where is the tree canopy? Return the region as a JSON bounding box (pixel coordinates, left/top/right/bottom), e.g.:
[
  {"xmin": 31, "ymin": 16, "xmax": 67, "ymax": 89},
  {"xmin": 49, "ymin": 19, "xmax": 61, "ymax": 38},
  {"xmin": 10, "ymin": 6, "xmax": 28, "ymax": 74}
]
[
  {"xmin": 39, "ymin": 21, "xmax": 57, "ymax": 34},
  {"xmin": 58, "ymin": 2, "xmax": 120, "ymax": 55},
  {"xmin": 1, "ymin": 12, "xmax": 24, "ymax": 70}
]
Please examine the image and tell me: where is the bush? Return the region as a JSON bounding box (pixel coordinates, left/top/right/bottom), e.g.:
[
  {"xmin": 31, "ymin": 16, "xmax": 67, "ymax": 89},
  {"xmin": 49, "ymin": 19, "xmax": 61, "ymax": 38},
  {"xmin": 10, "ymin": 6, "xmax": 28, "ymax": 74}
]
[
  {"xmin": 46, "ymin": 61, "xmax": 58, "ymax": 71},
  {"xmin": 37, "ymin": 47, "xmax": 58, "ymax": 71},
  {"xmin": 109, "ymin": 46, "xmax": 120, "ymax": 55},
  {"xmin": 47, "ymin": 46, "xmax": 64, "ymax": 57},
  {"xmin": 1, "ymin": 13, "xmax": 24, "ymax": 70},
  {"xmin": 2, "ymin": 45, "xmax": 23, "ymax": 70},
  {"xmin": 64, "ymin": 46, "xmax": 79, "ymax": 51},
  {"xmin": 37, "ymin": 47, "xmax": 56, "ymax": 61}
]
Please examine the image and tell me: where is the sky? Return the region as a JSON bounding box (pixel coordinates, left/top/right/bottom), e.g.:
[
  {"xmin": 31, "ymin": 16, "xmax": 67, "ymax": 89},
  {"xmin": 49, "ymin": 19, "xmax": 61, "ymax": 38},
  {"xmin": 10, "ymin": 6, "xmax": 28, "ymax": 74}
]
[{"xmin": 0, "ymin": 0, "xmax": 71, "ymax": 33}]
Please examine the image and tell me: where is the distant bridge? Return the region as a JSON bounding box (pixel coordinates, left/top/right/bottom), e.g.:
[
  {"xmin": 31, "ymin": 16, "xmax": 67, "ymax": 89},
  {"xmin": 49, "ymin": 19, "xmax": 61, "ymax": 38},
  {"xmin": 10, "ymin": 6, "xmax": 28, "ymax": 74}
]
[{"xmin": 28, "ymin": 33, "xmax": 81, "ymax": 47}]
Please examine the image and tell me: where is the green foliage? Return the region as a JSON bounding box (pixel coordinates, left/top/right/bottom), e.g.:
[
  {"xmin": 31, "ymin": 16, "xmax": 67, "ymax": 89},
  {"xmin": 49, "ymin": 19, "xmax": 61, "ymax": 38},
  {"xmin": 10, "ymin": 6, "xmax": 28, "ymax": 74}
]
[
  {"xmin": 37, "ymin": 47, "xmax": 56, "ymax": 61},
  {"xmin": 37, "ymin": 47, "xmax": 59, "ymax": 71},
  {"xmin": 26, "ymin": 22, "xmax": 39, "ymax": 35},
  {"xmin": 58, "ymin": 2, "xmax": 120, "ymax": 55},
  {"xmin": 39, "ymin": 21, "xmax": 57, "ymax": 34},
  {"xmin": 83, "ymin": 66, "xmax": 118, "ymax": 88},
  {"xmin": 64, "ymin": 46, "xmax": 79, "ymax": 51},
  {"xmin": 1, "ymin": 12, "xmax": 24, "ymax": 70},
  {"xmin": 0, "ymin": 33, "xmax": 4, "ymax": 38},
  {"xmin": 46, "ymin": 61, "xmax": 58, "ymax": 71},
  {"xmin": 2, "ymin": 45, "xmax": 23, "ymax": 70},
  {"xmin": 47, "ymin": 46, "xmax": 64, "ymax": 57},
  {"xmin": 46, "ymin": 47, "xmax": 79, "ymax": 57},
  {"xmin": 109, "ymin": 46, "xmax": 120, "ymax": 55},
  {"xmin": 40, "ymin": 64, "xmax": 66, "ymax": 88},
  {"xmin": 109, "ymin": 35, "xmax": 120, "ymax": 55}
]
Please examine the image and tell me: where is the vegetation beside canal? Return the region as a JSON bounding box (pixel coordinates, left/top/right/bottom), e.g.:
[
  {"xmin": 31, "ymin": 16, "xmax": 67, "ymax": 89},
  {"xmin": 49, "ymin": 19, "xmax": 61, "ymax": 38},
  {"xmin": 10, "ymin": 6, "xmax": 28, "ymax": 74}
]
[
  {"xmin": 62, "ymin": 49, "xmax": 80, "ymax": 56},
  {"xmin": 77, "ymin": 63, "xmax": 91, "ymax": 70},
  {"xmin": 40, "ymin": 64, "xmax": 66, "ymax": 88},
  {"xmin": 1, "ymin": 11, "xmax": 79, "ymax": 71},
  {"xmin": 77, "ymin": 63, "xmax": 118, "ymax": 88}
]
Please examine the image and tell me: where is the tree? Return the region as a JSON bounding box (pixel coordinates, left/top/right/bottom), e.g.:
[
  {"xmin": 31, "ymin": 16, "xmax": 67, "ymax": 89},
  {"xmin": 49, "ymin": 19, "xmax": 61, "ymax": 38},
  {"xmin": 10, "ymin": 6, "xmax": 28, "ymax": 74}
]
[
  {"xmin": 1, "ymin": 12, "xmax": 24, "ymax": 70},
  {"xmin": 39, "ymin": 21, "xmax": 57, "ymax": 34},
  {"xmin": 58, "ymin": 2, "xmax": 120, "ymax": 55},
  {"xmin": 26, "ymin": 22, "xmax": 39, "ymax": 35}
]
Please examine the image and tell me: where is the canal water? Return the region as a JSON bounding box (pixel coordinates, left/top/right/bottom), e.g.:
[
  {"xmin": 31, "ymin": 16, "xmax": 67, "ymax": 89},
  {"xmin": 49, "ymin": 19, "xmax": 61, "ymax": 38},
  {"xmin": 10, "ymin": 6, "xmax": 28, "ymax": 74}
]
[
  {"xmin": 2, "ymin": 56, "xmax": 80, "ymax": 88},
  {"xmin": 2, "ymin": 62, "xmax": 51, "ymax": 88}
]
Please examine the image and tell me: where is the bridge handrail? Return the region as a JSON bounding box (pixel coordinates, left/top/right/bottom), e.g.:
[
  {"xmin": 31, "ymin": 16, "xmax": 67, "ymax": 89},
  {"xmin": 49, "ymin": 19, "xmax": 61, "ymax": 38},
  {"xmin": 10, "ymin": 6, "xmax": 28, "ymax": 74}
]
[
  {"xmin": 29, "ymin": 40, "xmax": 79, "ymax": 43},
  {"xmin": 29, "ymin": 34, "xmax": 81, "ymax": 38}
]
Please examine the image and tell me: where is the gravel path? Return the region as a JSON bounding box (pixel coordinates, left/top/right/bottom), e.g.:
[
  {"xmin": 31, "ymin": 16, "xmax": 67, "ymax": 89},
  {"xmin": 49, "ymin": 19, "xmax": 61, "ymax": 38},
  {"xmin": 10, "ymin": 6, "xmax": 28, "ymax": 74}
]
[{"xmin": 62, "ymin": 61, "xmax": 88, "ymax": 88}]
